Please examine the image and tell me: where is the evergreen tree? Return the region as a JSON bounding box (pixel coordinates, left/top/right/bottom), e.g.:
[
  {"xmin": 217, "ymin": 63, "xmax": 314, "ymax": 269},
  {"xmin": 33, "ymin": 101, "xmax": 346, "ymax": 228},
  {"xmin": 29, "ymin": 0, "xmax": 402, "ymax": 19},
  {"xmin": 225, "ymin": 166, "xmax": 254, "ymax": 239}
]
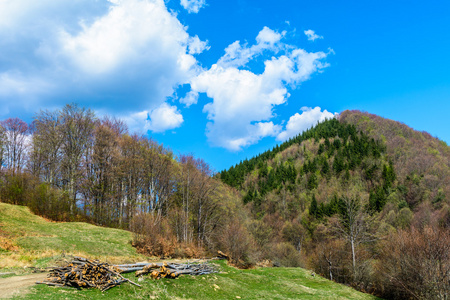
[
  {"xmin": 309, "ymin": 195, "xmax": 318, "ymax": 217},
  {"xmin": 307, "ymin": 173, "xmax": 318, "ymax": 190}
]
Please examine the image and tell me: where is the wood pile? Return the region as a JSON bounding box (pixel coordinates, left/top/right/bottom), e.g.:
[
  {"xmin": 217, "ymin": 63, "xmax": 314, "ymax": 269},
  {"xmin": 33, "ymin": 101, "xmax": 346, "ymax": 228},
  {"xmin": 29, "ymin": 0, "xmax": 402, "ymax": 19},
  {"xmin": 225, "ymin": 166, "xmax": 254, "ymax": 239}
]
[
  {"xmin": 35, "ymin": 257, "xmax": 218, "ymax": 292},
  {"xmin": 117, "ymin": 261, "xmax": 218, "ymax": 279},
  {"xmin": 36, "ymin": 257, "xmax": 141, "ymax": 292}
]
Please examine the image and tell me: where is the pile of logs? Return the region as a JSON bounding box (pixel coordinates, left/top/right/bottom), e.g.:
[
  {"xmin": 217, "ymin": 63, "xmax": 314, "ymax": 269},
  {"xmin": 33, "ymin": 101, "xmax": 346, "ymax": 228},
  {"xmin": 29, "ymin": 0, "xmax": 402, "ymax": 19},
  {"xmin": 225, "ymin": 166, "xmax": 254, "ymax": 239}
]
[
  {"xmin": 36, "ymin": 257, "xmax": 141, "ymax": 292},
  {"xmin": 36, "ymin": 257, "xmax": 218, "ymax": 292},
  {"xmin": 117, "ymin": 261, "xmax": 218, "ymax": 279}
]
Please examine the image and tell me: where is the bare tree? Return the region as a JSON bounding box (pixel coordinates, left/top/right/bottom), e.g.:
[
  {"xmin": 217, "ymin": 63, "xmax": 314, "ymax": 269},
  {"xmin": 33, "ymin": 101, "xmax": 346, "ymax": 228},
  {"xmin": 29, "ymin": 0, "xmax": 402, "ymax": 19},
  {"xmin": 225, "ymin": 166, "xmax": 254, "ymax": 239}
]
[
  {"xmin": 119, "ymin": 134, "xmax": 144, "ymax": 224},
  {"xmin": 378, "ymin": 226, "xmax": 450, "ymax": 300},
  {"xmin": 140, "ymin": 139, "xmax": 176, "ymax": 222},
  {"xmin": 1, "ymin": 118, "xmax": 30, "ymax": 174},
  {"xmin": 82, "ymin": 119, "xmax": 121, "ymax": 224},
  {"xmin": 178, "ymin": 154, "xmax": 198, "ymax": 244},
  {"xmin": 30, "ymin": 110, "xmax": 63, "ymax": 184},
  {"xmin": 332, "ymin": 196, "xmax": 375, "ymax": 281},
  {"xmin": 0, "ymin": 124, "xmax": 5, "ymax": 169},
  {"xmin": 191, "ymin": 158, "xmax": 218, "ymax": 248},
  {"xmin": 59, "ymin": 104, "xmax": 95, "ymax": 212}
]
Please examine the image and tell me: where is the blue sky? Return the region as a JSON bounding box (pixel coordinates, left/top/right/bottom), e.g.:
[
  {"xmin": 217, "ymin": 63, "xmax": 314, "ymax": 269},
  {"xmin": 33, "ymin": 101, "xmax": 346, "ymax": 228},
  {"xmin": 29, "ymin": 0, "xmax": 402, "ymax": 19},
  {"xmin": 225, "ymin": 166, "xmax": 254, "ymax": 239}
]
[{"xmin": 0, "ymin": 0, "xmax": 449, "ymax": 172}]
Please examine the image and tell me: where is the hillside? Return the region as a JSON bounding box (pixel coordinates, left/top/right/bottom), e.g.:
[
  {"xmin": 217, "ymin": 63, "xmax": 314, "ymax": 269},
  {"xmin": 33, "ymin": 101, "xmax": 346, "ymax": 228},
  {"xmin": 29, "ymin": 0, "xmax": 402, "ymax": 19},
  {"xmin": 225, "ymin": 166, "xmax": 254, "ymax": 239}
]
[
  {"xmin": 340, "ymin": 110, "xmax": 450, "ymax": 210},
  {"xmin": 0, "ymin": 203, "xmax": 380, "ymax": 300},
  {"xmin": 219, "ymin": 110, "xmax": 449, "ymax": 300},
  {"xmin": 0, "ymin": 107, "xmax": 448, "ymax": 299},
  {"xmin": 220, "ymin": 110, "xmax": 450, "ymax": 221},
  {"xmin": 0, "ymin": 202, "xmax": 144, "ymax": 268},
  {"xmin": 21, "ymin": 261, "xmax": 381, "ymax": 300}
]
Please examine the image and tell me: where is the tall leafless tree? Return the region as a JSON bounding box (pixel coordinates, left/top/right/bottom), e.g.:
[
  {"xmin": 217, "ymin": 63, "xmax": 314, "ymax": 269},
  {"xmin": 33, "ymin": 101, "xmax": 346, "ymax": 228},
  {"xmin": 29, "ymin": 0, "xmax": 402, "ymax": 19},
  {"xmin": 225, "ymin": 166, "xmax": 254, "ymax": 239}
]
[
  {"xmin": 1, "ymin": 118, "xmax": 30, "ymax": 174},
  {"xmin": 59, "ymin": 104, "xmax": 95, "ymax": 213}
]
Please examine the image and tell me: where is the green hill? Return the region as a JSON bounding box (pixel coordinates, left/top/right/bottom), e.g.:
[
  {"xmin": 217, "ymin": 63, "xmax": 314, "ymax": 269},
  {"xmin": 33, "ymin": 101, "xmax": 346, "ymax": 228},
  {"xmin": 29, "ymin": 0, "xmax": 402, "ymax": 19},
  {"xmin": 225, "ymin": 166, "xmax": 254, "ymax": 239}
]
[
  {"xmin": 220, "ymin": 110, "xmax": 449, "ymax": 222},
  {"xmin": 0, "ymin": 202, "xmax": 144, "ymax": 268},
  {"xmin": 340, "ymin": 110, "xmax": 450, "ymax": 209},
  {"xmin": 219, "ymin": 110, "xmax": 449, "ymax": 299}
]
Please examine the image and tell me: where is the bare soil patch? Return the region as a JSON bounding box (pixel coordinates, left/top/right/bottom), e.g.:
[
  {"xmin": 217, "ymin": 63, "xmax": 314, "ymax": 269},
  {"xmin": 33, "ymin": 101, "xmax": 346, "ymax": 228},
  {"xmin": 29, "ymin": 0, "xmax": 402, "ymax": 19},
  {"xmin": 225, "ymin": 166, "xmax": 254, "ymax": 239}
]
[{"xmin": 0, "ymin": 273, "xmax": 46, "ymax": 299}]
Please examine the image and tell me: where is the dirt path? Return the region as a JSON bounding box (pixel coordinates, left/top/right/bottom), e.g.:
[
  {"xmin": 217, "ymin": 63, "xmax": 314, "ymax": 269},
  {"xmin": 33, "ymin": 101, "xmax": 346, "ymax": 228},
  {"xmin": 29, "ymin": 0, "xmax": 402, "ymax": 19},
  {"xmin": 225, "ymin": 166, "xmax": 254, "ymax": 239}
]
[{"xmin": 0, "ymin": 273, "xmax": 47, "ymax": 299}]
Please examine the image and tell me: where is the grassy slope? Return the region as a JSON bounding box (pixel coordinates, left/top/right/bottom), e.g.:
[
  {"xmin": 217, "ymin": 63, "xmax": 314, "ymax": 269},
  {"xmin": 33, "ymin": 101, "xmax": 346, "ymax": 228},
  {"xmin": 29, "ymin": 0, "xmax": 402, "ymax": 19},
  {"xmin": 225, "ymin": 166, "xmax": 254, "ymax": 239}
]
[
  {"xmin": 1, "ymin": 203, "xmax": 380, "ymax": 299},
  {"xmin": 21, "ymin": 261, "xmax": 380, "ymax": 300},
  {"xmin": 0, "ymin": 202, "xmax": 144, "ymax": 268}
]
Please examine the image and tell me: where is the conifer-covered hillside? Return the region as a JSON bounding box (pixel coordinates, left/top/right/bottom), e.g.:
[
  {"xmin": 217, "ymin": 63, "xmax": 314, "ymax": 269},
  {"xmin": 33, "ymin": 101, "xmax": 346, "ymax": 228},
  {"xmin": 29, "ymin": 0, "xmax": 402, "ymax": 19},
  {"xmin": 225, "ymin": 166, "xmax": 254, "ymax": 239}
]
[
  {"xmin": 220, "ymin": 110, "xmax": 449, "ymax": 218},
  {"xmin": 219, "ymin": 110, "xmax": 449, "ymax": 300},
  {"xmin": 340, "ymin": 110, "xmax": 450, "ymax": 208}
]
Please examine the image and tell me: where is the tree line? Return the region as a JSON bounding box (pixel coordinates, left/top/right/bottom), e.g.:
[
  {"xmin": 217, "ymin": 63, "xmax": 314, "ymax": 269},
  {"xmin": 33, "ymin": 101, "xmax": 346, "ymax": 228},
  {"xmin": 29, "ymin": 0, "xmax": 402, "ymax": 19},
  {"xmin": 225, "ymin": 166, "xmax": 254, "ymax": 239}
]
[{"xmin": 0, "ymin": 104, "xmax": 243, "ymax": 256}]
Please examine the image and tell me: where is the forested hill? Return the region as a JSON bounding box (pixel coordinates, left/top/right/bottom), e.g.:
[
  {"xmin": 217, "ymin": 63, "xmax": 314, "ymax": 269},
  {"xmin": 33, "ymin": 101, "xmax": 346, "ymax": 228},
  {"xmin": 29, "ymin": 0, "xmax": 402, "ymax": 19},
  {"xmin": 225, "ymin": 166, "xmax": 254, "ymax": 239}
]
[
  {"xmin": 220, "ymin": 110, "xmax": 449, "ymax": 214},
  {"xmin": 339, "ymin": 110, "xmax": 450, "ymax": 205},
  {"xmin": 219, "ymin": 110, "xmax": 449, "ymax": 299},
  {"xmin": 220, "ymin": 117, "xmax": 386, "ymax": 191}
]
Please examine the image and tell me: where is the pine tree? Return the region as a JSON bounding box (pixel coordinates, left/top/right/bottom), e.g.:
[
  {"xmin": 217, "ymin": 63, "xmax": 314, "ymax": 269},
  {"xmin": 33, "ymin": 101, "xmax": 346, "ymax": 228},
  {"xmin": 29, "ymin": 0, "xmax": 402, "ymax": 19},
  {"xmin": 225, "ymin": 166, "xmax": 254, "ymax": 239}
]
[{"xmin": 310, "ymin": 195, "xmax": 318, "ymax": 217}]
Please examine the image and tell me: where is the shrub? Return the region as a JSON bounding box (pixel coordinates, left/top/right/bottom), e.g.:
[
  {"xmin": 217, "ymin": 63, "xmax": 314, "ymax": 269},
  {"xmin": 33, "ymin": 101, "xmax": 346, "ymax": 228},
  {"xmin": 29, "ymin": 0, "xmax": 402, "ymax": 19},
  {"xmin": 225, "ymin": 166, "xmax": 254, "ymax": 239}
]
[
  {"xmin": 376, "ymin": 226, "xmax": 450, "ymax": 300},
  {"xmin": 269, "ymin": 242, "xmax": 303, "ymax": 267},
  {"xmin": 130, "ymin": 213, "xmax": 203, "ymax": 258},
  {"xmin": 219, "ymin": 219, "xmax": 256, "ymax": 268}
]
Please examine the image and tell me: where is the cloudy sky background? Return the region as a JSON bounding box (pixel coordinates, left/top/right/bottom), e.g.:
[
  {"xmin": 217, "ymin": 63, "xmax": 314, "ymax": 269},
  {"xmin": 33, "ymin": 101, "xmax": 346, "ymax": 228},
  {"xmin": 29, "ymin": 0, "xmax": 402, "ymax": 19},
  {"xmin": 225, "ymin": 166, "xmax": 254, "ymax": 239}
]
[{"xmin": 1, "ymin": 0, "xmax": 449, "ymax": 171}]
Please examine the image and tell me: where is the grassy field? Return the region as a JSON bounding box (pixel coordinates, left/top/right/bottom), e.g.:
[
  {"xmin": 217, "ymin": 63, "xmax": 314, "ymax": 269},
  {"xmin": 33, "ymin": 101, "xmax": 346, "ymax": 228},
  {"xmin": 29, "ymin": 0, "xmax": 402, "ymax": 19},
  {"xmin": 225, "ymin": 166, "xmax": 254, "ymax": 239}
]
[
  {"xmin": 1, "ymin": 203, "xmax": 380, "ymax": 299},
  {"xmin": 19, "ymin": 260, "xmax": 380, "ymax": 300},
  {"xmin": 0, "ymin": 202, "xmax": 144, "ymax": 268}
]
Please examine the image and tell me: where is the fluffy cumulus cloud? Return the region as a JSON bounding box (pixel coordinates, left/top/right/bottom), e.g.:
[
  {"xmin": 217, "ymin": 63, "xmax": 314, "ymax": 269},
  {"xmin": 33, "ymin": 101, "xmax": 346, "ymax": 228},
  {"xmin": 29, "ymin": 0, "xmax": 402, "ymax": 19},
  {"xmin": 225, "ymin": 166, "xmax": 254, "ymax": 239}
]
[
  {"xmin": 147, "ymin": 103, "xmax": 184, "ymax": 132},
  {"xmin": 277, "ymin": 106, "xmax": 336, "ymax": 141},
  {"xmin": 189, "ymin": 27, "xmax": 331, "ymax": 150},
  {"xmin": 304, "ymin": 29, "xmax": 323, "ymax": 41},
  {"xmin": 0, "ymin": 0, "xmax": 207, "ymax": 132},
  {"xmin": 180, "ymin": 0, "xmax": 206, "ymax": 14}
]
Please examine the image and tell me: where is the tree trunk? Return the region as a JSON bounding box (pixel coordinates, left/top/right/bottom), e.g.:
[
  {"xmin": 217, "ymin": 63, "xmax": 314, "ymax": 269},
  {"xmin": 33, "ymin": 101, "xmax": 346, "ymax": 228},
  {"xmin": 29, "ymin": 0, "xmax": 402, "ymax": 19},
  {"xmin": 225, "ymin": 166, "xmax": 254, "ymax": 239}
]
[{"xmin": 351, "ymin": 237, "xmax": 356, "ymax": 279}]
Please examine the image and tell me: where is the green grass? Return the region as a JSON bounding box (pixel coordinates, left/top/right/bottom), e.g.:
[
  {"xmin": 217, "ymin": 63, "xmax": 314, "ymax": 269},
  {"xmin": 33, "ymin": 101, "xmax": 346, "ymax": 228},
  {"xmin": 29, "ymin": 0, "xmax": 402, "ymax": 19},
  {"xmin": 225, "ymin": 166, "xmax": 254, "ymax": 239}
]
[
  {"xmin": 1, "ymin": 203, "xmax": 381, "ymax": 299},
  {"xmin": 0, "ymin": 203, "xmax": 145, "ymax": 268},
  {"xmin": 19, "ymin": 261, "xmax": 380, "ymax": 300}
]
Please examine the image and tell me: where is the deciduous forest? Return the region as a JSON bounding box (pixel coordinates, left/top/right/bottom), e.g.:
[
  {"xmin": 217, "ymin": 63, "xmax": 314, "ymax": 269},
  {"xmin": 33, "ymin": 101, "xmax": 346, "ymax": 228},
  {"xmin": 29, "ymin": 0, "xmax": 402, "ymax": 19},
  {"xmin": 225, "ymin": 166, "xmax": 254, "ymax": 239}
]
[{"xmin": 0, "ymin": 106, "xmax": 448, "ymax": 299}]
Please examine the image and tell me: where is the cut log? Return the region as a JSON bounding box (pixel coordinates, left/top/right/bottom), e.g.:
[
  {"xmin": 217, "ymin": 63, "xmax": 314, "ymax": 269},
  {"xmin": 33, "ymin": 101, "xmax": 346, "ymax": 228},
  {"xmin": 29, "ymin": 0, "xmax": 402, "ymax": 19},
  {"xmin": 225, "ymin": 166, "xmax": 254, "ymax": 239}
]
[{"xmin": 217, "ymin": 250, "xmax": 230, "ymax": 260}]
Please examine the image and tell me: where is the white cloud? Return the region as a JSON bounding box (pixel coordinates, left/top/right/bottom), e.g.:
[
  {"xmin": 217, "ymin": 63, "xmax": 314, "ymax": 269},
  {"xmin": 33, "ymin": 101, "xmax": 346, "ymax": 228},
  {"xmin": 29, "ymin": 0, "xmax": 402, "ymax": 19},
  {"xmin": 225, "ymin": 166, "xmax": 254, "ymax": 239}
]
[
  {"xmin": 225, "ymin": 122, "xmax": 282, "ymax": 151},
  {"xmin": 180, "ymin": 0, "xmax": 206, "ymax": 13},
  {"xmin": 120, "ymin": 110, "xmax": 150, "ymax": 135},
  {"xmin": 206, "ymin": 120, "xmax": 282, "ymax": 151},
  {"xmin": 147, "ymin": 103, "xmax": 184, "ymax": 133},
  {"xmin": 217, "ymin": 26, "xmax": 284, "ymax": 68},
  {"xmin": 180, "ymin": 91, "xmax": 199, "ymax": 107},
  {"xmin": 304, "ymin": 29, "xmax": 323, "ymax": 41},
  {"xmin": 256, "ymin": 26, "xmax": 284, "ymax": 45},
  {"xmin": 277, "ymin": 106, "xmax": 336, "ymax": 141},
  {"xmin": 0, "ymin": 0, "xmax": 207, "ymax": 118},
  {"xmin": 189, "ymin": 27, "xmax": 330, "ymax": 150},
  {"xmin": 0, "ymin": 0, "xmax": 334, "ymax": 148},
  {"xmin": 188, "ymin": 35, "xmax": 210, "ymax": 54}
]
